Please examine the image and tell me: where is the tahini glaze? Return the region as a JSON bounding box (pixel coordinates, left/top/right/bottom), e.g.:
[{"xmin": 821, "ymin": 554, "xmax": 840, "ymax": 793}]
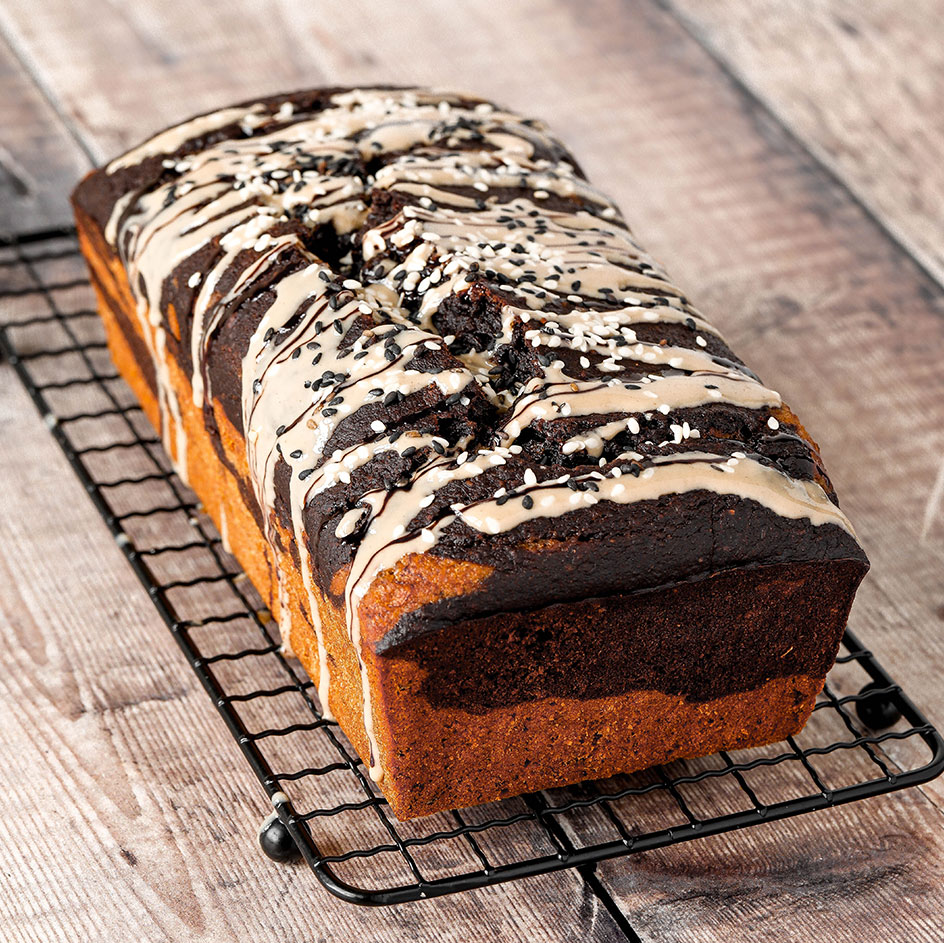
[{"xmin": 104, "ymin": 88, "xmax": 854, "ymax": 781}]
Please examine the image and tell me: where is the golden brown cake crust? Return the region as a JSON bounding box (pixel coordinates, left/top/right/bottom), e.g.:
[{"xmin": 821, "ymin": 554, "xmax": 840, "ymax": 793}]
[{"xmin": 72, "ymin": 87, "xmax": 868, "ymax": 818}]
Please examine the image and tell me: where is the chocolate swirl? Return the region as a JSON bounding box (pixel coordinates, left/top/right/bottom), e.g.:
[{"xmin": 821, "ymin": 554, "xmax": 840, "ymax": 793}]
[{"xmin": 97, "ymin": 87, "xmax": 856, "ymax": 780}]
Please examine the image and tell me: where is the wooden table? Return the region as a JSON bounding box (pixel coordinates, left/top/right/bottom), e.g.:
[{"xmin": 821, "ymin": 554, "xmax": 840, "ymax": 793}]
[{"xmin": 2, "ymin": 2, "xmax": 943, "ymax": 939}]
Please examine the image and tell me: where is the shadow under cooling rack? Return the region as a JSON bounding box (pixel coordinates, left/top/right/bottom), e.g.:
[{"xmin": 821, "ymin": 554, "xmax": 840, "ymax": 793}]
[{"xmin": 1, "ymin": 226, "xmax": 942, "ymax": 907}]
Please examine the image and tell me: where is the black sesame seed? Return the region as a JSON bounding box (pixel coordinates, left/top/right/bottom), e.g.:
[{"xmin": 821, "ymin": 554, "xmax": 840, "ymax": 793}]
[{"xmin": 522, "ymin": 495, "xmax": 534, "ymax": 509}]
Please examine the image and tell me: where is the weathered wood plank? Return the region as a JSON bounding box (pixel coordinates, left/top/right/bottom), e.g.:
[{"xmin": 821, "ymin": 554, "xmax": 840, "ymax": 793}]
[
  {"xmin": 0, "ymin": 0, "xmax": 329, "ymax": 164},
  {"xmin": 0, "ymin": 32, "xmax": 89, "ymax": 233},
  {"xmin": 1, "ymin": 0, "xmax": 943, "ymax": 938},
  {"xmin": 593, "ymin": 791, "xmax": 944, "ymax": 943},
  {"xmin": 665, "ymin": 0, "xmax": 944, "ymax": 288}
]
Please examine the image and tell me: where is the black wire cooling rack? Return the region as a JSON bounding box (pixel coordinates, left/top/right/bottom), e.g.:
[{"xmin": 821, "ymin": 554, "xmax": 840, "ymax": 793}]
[{"xmin": 2, "ymin": 226, "xmax": 943, "ymax": 912}]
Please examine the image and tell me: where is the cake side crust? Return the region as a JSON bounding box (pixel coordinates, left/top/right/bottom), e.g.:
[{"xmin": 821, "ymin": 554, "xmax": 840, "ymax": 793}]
[{"xmin": 71, "ymin": 87, "xmax": 870, "ymax": 817}]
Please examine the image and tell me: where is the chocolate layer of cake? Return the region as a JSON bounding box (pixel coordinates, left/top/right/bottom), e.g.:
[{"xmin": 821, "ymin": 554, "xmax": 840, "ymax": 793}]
[{"xmin": 73, "ymin": 87, "xmax": 868, "ymax": 818}]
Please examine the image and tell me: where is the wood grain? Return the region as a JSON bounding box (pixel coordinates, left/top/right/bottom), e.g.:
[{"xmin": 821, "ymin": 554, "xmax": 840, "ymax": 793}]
[
  {"xmin": 665, "ymin": 0, "xmax": 944, "ymax": 288},
  {"xmin": 0, "ymin": 32, "xmax": 89, "ymax": 233},
  {"xmin": 593, "ymin": 791, "xmax": 944, "ymax": 943},
  {"xmin": 0, "ymin": 0, "xmax": 943, "ymax": 938}
]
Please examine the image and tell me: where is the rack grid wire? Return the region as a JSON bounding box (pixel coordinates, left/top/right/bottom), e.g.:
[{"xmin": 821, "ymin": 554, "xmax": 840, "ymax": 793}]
[{"xmin": 2, "ymin": 225, "xmax": 942, "ymax": 908}]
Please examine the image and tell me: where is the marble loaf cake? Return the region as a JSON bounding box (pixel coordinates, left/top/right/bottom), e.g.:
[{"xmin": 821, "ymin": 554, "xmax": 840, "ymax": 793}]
[{"xmin": 72, "ymin": 87, "xmax": 869, "ymax": 820}]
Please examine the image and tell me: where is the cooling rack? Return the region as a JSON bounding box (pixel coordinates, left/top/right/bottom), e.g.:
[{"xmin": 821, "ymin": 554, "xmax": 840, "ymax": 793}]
[{"xmin": 2, "ymin": 225, "xmax": 942, "ymax": 911}]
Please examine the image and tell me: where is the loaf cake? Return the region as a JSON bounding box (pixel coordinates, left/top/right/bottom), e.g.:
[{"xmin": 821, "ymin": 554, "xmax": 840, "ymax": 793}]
[{"xmin": 72, "ymin": 86, "xmax": 869, "ymax": 820}]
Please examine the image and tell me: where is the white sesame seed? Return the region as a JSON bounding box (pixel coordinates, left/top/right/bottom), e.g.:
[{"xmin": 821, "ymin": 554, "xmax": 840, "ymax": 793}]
[{"xmin": 767, "ymin": 416, "xmax": 780, "ymax": 430}]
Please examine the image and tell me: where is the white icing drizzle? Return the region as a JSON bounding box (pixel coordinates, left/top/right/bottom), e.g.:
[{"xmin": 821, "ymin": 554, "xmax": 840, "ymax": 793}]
[
  {"xmin": 102, "ymin": 87, "xmax": 855, "ymax": 784},
  {"xmin": 105, "ymin": 104, "xmax": 267, "ymax": 173},
  {"xmin": 277, "ymin": 576, "xmax": 295, "ymax": 660},
  {"xmin": 219, "ymin": 504, "xmax": 231, "ymax": 554}
]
